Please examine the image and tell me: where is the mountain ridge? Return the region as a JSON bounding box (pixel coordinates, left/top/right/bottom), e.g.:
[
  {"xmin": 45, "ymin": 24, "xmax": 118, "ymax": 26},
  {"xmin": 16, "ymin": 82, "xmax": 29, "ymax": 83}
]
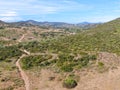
[{"xmin": 0, "ymin": 20, "xmax": 101, "ymax": 29}]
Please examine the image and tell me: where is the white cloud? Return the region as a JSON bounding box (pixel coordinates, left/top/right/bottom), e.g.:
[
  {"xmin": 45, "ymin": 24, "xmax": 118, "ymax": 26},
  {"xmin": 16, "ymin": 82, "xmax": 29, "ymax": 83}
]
[
  {"xmin": 0, "ymin": 11, "xmax": 17, "ymax": 17},
  {"xmin": 0, "ymin": 0, "xmax": 93, "ymax": 21},
  {"xmin": 0, "ymin": 16, "xmax": 22, "ymax": 22},
  {"xmin": 0, "ymin": 0, "xmax": 92, "ymax": 14},
  {"xmin": 0, "ymin": 0, "xmax": 119, "ymax": 22},
  {"xmin": 0, "ymin": 10, "xmax": 21, "ymax": 22}
]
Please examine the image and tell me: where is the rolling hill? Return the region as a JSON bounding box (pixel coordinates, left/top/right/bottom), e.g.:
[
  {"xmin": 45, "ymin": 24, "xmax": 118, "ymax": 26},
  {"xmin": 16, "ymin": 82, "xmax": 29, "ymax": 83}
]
[
  {"xmin": 0, "ymin": 18, "xmax": 120, "ymax": 90},
  {"xmin": 0, "ymin": 20, "xmax": 100, "ymax": 29},
  {"xmin": 21, "ymin": 18, "xmax": 120, "ymax": 54},
  {"xmin": 18, "ymin": 17, "xmax": 120, "ymax": 90}
]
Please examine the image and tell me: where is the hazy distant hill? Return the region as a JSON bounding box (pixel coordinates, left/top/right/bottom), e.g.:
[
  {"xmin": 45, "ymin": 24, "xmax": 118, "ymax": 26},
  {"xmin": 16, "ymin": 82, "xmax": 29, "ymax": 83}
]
[
  {"xmin": 77, "ymin": 22, "xmax": 102, "ymax": 29},
  {"xmin": 0, "ymin": 20, "xmax": 100, "ymax": 29},
  {"xmin": 23, "ymin": 20, "xmax": 100, "ymax": 29},
  {"xmin": 0, "ymin": 20, "xmax": 8, "ymax": 27}
]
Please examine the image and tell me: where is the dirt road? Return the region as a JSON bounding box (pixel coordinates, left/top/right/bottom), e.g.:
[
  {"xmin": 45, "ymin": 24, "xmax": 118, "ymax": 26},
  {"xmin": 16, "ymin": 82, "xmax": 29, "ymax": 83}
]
[
  {"xmin": 16, "ymin": 49, "xmax": 58, "ymax": 90},
  {"xmin": 16, "ymin": 54, "xmax": 30, "ymax": 90},
  {"xmin": 18, "ymin": 34, "xmax": 26, "ymax": 42}
]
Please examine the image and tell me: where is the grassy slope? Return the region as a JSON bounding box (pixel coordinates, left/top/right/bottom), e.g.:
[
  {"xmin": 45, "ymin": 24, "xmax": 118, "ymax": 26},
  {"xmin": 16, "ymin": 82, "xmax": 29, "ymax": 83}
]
[
  {"xmin": 13, "ymin": 18, "xmax": 120, "ymax": 89},
  {"xmin": 22, "ymin": 18, "xmax": 120, "ymax": 55},
  {"xmin": 18, "ymin": 18, "xmax": 120, "ymax": 74}
]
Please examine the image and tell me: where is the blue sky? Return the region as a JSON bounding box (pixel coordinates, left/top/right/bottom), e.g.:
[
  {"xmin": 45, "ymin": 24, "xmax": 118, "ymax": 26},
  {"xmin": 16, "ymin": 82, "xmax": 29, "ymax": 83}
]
[{"xmin": 0, "ymin": 0, "xmax": 120, "ymax": 23}]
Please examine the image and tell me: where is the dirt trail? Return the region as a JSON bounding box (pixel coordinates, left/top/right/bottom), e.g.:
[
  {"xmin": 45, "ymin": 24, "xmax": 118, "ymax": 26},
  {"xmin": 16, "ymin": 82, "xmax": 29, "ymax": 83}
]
[
  {"xmin": 16, "ymin": 49, "xmax": 58, "ymax": 90},
  {"xmin": 5, "ymin": 34, "xmax": 26, "ymax": 47},
  {"xmin": 18, "ymin": 34, "xmax": 26, "ymax": 42},
  {"xmin": 16, "ymin": 54, "xmax": 30, "ymax": 90},
  {"xmin": 20, "ymin": 49, "xmax": 30, "ymax": 55},
  {"xmin": 16, "ymin": 49, "xmax": 31, "ymax": 90},
  {"xmin": 9, "ymin": 34, "xmax": 120, "ymax": 90}
]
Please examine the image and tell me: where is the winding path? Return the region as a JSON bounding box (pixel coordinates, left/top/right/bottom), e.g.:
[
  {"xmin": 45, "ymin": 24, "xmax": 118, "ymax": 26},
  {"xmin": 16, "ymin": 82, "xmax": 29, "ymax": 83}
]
[
  {"xmin": 15, "ymin": 34, "xmax": 59, "ymax": 90},
  {"xmin": 9, "ymin": 34, "xmax": 120, "ymax": 90},
  {"xmin": 16, "ymin": 49, "xmax": 31, "ymax": 90},
  {"xmin": 18, "ymin": 34, "xmax": 26, "ymax": 42},
  {"xmin": 16, "ymin": 54, "xmax": 30, "ymax": 90},
  {"xmin": 16, "ymin": 48, "xmax": 58, "ymax": 90}
]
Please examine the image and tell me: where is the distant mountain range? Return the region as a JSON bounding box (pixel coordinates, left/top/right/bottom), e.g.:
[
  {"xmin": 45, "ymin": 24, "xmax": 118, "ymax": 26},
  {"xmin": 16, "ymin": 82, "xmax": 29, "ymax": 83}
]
[{"xmin": 0, "ymin": 20, "xmax": 102, "ymax": 29}]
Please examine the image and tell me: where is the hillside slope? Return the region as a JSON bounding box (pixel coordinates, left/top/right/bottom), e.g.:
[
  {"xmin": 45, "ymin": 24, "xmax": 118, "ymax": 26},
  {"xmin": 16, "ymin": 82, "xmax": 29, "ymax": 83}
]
[
  {"xmin": 1, "ymin": 18, "xmax": 120, "ymax": 90},
  {"xmin": 18, "ymin": 18, "xmax": 120, "ymax": 90},
  {"xmin": 22, "ymin": 18, "xmax": 120, "ymax": 54}
]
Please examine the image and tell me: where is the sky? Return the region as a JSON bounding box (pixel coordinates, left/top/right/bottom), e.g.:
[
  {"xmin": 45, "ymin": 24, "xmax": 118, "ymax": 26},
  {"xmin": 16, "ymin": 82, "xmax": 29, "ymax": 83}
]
[{"xmin": 0, "ymin": 0, "xmax": 120, "ymax": 23}]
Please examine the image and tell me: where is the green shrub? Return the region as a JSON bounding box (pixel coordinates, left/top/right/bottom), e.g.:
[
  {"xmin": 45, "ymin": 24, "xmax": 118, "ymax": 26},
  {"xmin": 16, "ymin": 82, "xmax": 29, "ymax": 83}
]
[
  {"xmin": 0, "ymin": 46, "xmax": 22, "ymax": 61},
  {"xmin": 61, "ymin": 65, "xmax": 73, "ymax": 72},
  {"xmin": 5, "ymin": 86, "xmax": 13, "ymax": 90},
  {"xmin": 77, "ymin": 55, "xmax": 97, "ymax": 67},
  {"xmin": 0, "ymin": 27, "xmax": 5, "ymax": 29},
  {"xmin": 40, "ymin": 61, "xmax": 50, "ymax": 66},
  {"xmin": 21, "ymin": 55, "xmax": 52, "ymax": 69},
  {"xmin": 98, "ymin": 62, "xmax": 104, "ymax": 67},
  {"xmin": 89, "ymin": 55, "xmax": 97, "ymax": 60},
  {"xmin": 79, "ymin": 55, "xmax": 90, "ymax": 66},
  {"xmin": 63, "ymin": 77, "xmax": 77, "ymax": 89},
  {"xmin": 97, "ymin": 62, "xmax": 106, "ymax": 73},
  {"xmin": 12, "ymin": 38, "xmax": 17, "ymax": 40}
]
